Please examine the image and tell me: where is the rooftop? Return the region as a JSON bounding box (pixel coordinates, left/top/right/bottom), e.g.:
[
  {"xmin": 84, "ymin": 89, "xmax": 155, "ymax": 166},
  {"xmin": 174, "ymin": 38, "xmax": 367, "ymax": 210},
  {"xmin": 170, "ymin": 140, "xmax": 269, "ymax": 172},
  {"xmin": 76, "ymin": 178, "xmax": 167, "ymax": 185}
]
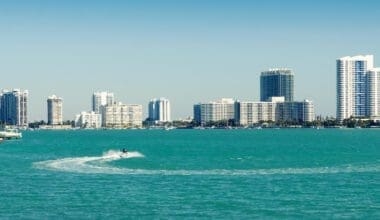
[{"xmin": 261, "ymin": 68, "xmax": 293, "ymax": 76}]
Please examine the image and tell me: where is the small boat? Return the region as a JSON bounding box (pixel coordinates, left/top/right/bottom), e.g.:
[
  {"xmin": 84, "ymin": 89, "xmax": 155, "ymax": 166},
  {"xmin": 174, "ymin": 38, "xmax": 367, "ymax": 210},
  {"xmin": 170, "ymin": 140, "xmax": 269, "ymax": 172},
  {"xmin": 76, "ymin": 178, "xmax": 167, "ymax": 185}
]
[
  {"xmin": 165, "ymin": 126, "xmax": 176, "ymax": 131},
  {"xmin": 0, "ymin": 128, "xmax": 22, "ymax": 139}
]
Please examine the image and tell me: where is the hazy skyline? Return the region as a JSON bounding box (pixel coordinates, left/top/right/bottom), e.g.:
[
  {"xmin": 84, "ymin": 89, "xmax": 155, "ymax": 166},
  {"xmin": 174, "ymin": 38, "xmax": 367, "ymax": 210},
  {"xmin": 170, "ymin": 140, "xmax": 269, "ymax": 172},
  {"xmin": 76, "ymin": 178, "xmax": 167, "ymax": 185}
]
[{"xmin": 1, "ymin": 0, "xmax": 380, "ymax": 121}]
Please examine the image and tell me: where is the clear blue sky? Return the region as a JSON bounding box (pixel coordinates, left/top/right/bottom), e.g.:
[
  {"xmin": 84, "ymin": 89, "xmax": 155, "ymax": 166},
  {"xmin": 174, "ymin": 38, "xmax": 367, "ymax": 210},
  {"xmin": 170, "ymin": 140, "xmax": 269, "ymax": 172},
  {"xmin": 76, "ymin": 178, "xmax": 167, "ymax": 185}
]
[{"xmin": 1, "ymin": 0, "xmax": 379, "ymax": 121}]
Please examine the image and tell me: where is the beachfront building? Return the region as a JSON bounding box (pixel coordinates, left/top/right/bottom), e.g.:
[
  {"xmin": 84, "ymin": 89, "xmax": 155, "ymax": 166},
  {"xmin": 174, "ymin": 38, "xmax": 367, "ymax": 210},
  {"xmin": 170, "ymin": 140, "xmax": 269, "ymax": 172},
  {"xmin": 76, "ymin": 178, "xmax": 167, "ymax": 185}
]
[
  {"xmin": 148, "ymin": 98, "xmax": 171, "ymax": 123},
  {"xmin": 101, "ymin": 102, "xmax": 142, "ymax": 128},
  {"xmin": 261, "ymin": 68, "xmax": 294, "ymax": 102},
  {"xmin": 47, "ymin": 95, "xmax": 63, "ymax": 125},
  {"xmin": 0, "ymin": 89, "xmax": 28, "ymax": 127},
  {"xmin": 277, "ymin": 100, "xmax": 315, "ymax": 123},
  {"xmin": 92, "ymin": 91, "xmax": 114, "ymax": 113},
  {"xmin": 336, "ymin": 55, "xmax": 380, "ymax": 121},
  {"xmin": 235, "ymin": 97, "xmax": 283, "ymax": 125},
  {"xmin": 367, "ymin": 68, "xmax": 380, "ymax": 119},
  {"xmin": 235, "ymin": 97, "xmax": 315, "ymax": 126},
  {"xmin": 74, "ymin": 111, "xmax": 102, "ymax": 128},
  {"xmin": 193, "ymin": 98, "xmax": 235, "ymax": 125}
]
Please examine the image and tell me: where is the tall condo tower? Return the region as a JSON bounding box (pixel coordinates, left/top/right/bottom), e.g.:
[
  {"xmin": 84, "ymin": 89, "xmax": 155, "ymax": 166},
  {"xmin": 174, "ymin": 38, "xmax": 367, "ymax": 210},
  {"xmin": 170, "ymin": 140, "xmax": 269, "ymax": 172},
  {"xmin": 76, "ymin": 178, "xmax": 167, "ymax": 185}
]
[
  {"xmin": 148, "ymin": 98, "xmax": 171, "ymax": 122},
  {"xmin": 336, "ymin": 55, "xmax": 375, "ymax": 121},
  {"xmin": 47, "ymin": 95, "xmax": 63, "ymax": 125},
  {"xmin": 92, "ymin": 91, "xmax": 114, "ymax": 113},
  {"xmin": 0, "ymin": 89, "xmax": 28, "ymax": 127},
  {"xmin": 367, "ymin": 68, "xmax": 380, "ymax": 118},
  {"xmin": 260, "ymin": 68, "xmax": 294, "ymax": 102}
]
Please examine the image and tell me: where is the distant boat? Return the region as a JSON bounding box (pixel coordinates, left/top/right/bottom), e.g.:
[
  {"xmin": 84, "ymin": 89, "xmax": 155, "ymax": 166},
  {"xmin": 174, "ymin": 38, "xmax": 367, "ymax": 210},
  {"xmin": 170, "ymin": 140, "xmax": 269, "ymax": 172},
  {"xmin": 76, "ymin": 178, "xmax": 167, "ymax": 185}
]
[
  {"xmin": 0, "ymin": 128, "xmax": 22, "ymax": 139},
  {"xmin": 165, "ymin": 126, "xmax": 176, "ymax": 131}
]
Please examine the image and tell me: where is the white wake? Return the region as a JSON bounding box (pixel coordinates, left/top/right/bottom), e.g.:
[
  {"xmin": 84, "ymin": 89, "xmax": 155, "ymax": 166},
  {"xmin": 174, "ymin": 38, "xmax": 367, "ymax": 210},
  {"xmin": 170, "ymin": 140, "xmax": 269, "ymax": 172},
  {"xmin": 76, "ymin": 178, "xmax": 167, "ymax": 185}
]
[
  {"xmin": 33, "ymin": 151, "xmax": 380, "ymax": 175},
  {"xmin": 33, "ymin": 150, "xmax": 145, "ymax": 174}
]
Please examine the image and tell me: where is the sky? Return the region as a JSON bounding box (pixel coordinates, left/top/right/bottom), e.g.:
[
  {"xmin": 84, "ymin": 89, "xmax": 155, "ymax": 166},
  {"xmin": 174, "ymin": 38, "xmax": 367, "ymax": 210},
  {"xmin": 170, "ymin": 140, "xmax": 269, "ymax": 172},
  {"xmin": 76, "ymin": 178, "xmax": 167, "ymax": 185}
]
[{"xmin": 1, "ymin": 0, "xmax": 380, "ymax": 121}]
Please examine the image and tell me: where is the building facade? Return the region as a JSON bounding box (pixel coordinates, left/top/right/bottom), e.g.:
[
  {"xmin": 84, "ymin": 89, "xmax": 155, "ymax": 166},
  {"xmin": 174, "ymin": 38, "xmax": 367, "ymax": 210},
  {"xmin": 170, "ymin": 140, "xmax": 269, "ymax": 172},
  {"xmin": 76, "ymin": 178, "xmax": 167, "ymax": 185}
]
[
  {"xmin": 47, "ymin": 95, "xmax": 63, "ymax": 125},
  {"xmin": 102, "ymin": 103, "xmax": 142, "ymax": 128},
  {"xmin": 0, "ymin": 89, "xmax": 28, "ymax": 127},
  {"xmin": 148, "ymin": 98, "xmax": 171, "ymax": 122},
  {"xmin": 74, "ymin": 111, "xmax": 101, "ymax": 128},
  {"xmin": 261, "ymin": 68, "xmax": 294, "ymax": 102},
  {"xmin": 92, "ymin": 91, "xmax": 114, "ymax": 113},
  {"xmin": 336, "ymin": 55, "xmax": 379, "ymax": 121},
  {"xmin": 235, "ymin": 97, "xmax": 283, "ymax": 125},
  {"xmin": 367, "ymin": 68, "xmax": 380, "ymax": 118},
  {"xmin": 193, "ymin": 98, "xmax": 235, "ymax": 125},
  {"xmin": 235, "ymin": 97, "xmax": 315, "ymax": 126},
  {"xmin": 277, "ymin": 100, "xmax": 315, "ymax": 123}
]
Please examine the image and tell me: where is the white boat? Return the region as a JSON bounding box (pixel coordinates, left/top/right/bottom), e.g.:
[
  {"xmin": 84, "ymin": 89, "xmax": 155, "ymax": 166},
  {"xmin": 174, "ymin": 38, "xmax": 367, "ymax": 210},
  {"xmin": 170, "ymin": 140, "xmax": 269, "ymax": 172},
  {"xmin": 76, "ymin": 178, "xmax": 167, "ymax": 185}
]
[
  {"xmin": 0, "ymin": 128, "xmax": 22, "ymax": 139},
  {"xmin": 165, "ymin": 126, "xmax": 176, "ymax": 131}
]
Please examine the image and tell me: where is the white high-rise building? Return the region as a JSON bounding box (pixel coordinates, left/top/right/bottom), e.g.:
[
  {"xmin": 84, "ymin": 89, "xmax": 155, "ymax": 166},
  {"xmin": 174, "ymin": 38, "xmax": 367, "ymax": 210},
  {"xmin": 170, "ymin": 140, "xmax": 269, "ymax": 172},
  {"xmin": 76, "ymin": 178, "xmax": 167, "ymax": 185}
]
[
  {"xmin": 92, "ymin": 91, "xmax": 114, "ymax": 113},
  {"xmin": 0, "ymin": 89, "xmax": 28, "ymax": 127},
  {"xmin": 367, "ymin": 68, "xmax": 380, "ymax": 118},
  {"xmin": 336, "ymin": 55, "xmax": 379, "ymax": 121},
  {"xmin": 102, "ymin": 102, "xmax": 142, "ymax": 128},
  {"xmin": 74, "ymin": 111, "xmax": 101, "ymax": 128},
  {"xmin": 47, "ymin": 95, "xmax": 63, "ymax": 125},
  {"xmin": 148, "ymin": 98, "xmax": 171, "ymax": 122}
]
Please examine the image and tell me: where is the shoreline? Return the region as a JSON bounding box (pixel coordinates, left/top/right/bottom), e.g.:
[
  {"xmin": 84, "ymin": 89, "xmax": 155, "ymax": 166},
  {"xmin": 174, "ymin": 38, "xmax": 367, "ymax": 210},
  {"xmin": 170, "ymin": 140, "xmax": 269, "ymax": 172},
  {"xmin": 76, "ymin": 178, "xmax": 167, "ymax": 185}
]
[{"xmin": 22, "ymin": 126, "xmax": 380, "ymax": 131}]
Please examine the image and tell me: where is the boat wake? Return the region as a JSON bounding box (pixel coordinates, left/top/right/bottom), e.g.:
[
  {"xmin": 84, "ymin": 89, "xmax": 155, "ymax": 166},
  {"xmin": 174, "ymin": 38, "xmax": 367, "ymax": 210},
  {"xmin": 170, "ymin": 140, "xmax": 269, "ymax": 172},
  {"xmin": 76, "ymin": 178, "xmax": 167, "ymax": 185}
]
[
  {"xmin": 33, "ymin": 151, "xmax": 380, "ymax": 176},
  {"xmin": 33, "ymin": 150, "xmax": 145, "ymax": 174}
]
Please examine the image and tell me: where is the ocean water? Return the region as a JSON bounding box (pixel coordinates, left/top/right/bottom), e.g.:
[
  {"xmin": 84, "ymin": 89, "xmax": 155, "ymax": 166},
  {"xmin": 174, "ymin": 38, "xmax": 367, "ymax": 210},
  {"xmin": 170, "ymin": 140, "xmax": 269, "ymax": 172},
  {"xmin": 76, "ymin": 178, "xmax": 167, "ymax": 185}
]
[{"xmin": 0, "ymin": 129, "xmax": 380, "ymax": 219}]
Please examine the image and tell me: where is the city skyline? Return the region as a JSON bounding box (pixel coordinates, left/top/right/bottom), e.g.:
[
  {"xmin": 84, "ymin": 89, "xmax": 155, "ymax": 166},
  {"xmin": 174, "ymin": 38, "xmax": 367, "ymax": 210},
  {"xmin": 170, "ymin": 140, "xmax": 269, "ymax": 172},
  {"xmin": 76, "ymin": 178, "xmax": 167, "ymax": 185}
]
[
  {"xmin": 1, "ymin": 55, "xmax": 377, "ymax": 122},
  {"xmin": 1, "ymin": 1, "xmax": 380, "ymax": 120}
]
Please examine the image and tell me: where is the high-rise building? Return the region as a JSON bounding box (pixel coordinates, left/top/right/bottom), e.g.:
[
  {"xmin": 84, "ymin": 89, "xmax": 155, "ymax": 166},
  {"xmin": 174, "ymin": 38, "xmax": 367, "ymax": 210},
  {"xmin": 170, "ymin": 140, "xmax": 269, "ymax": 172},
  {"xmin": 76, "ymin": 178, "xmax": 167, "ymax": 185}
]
[
  {"xmin": 92, "ymin": 91, "xmax": 114, "ymax": 113},
  {"xmin": 193, "ymin": 98, "xmax": 235, "ymax": 125},
  {"xmin": 148, "ymin": 98, "xmax": 171, "ymax": 122},
  {"xmin": 101, "ymin": 102, "xmax": 142, "ymax": 128},
  {"xmin": 0, "ymin": 89, "xmax": 28, "ymax": 127},
  {"xmin": 47, "ymin": 95, "xmax": 63, "ymax": 125},
  {"xmin": 367, "ymin": 68, "xmax": 380, "ymax": 118},
  {"xmin": 336, "ymin": 55, "xmax": 376, "ymax": 121},
  {"xmin": 260, "ymin": 68, "xmax": 294, "ymax": 102},
  {"xmin": 74, "ymin": 111, "xmax": 101, "ymax": 128}
]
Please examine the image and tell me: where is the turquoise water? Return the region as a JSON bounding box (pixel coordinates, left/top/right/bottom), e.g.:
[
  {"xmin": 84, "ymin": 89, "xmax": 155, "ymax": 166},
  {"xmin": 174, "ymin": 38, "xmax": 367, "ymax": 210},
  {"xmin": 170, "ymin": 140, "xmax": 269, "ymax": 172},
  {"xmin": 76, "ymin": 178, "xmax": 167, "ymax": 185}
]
[{"xmin": 1, "ymin": 129, "xmax": 380, "ymax": 219}]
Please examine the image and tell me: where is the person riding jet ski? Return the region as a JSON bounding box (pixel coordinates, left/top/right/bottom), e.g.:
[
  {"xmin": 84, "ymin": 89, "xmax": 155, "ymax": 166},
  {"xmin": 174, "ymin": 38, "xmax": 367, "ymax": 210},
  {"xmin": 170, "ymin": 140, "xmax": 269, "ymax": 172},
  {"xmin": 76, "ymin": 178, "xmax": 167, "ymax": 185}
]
[{"xmin": 122, "ymin": 148, "xmax": 128, "ymax": 154}]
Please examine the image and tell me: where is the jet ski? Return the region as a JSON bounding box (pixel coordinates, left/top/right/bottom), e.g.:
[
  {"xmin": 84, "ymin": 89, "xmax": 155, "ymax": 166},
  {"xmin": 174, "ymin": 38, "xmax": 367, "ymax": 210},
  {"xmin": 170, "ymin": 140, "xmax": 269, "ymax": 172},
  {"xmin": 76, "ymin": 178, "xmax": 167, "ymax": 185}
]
[{"xmin": 118, "ymin": 148, "xmax": 128, "ymax": 158}]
